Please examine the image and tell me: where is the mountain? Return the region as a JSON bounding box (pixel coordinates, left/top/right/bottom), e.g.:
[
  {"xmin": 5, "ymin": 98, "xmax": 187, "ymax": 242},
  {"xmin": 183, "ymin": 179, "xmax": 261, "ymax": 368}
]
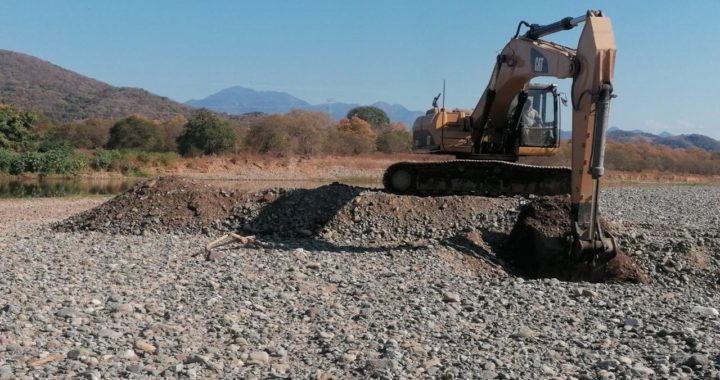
[
  {"xmin": 186, "ymin": 86, "xmax": 310, "ymax": 114},
  {"xmin": 186, "ymin": 86, "xmax": 424, "ymax": 127},
  {"xmin": 607, "ymin": 128, "xmax": 720, "ymax": 152},
  {"xmin": 0, "ymin": 49, "xmax": 191, "ymax": 122}
]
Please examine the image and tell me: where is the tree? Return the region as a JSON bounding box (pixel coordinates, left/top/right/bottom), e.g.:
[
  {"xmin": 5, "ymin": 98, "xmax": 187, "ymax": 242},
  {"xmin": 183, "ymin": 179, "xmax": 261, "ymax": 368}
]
[
  {"xmin": 346, "ymin": 106, "xmax": 390, "ymax": 130},
  {"xmin": 106, "ymin": 116, "xmax": 163, "ymax": 151},
  {"xmin": 176, "ymin": 109, "xmax": 236, "ymax": 156},
  {"xmin": 0, "ymin": 105, "xmax": 37, "ymax": 151}
]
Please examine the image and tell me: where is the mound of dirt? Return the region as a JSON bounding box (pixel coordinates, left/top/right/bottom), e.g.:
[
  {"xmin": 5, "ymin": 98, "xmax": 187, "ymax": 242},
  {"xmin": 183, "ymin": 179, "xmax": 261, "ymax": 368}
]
[
  {"xmin": 506, "ymin": 196, "xmax": 647, "ymax": 283},
  {"xmin": 230, "ymin": 183, "xmax": 366, "ymax": 237},
  {"xmin": 54, "ymin": 176, "xmax": 250, "ymax": 234},
  {"xmin": 225, "ymin": 184, "xmax": 518, "ymax": 242}
]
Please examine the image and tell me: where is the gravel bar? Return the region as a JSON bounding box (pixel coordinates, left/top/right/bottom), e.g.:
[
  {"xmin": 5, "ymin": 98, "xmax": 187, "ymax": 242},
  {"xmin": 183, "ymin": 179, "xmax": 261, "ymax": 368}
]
[{"xmin": 1, "ymin": 184, "xmax": 719, "ymax": 379}]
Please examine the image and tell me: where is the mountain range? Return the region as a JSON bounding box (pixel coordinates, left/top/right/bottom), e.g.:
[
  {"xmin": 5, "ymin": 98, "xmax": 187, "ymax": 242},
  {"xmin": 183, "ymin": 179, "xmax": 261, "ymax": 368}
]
[
  {"xmin": 606, "ymin": 127, "xmax": 720, "ymax": 152},
  {"xmin": 186, "ymin": 86, "xmax": 424, "ymax": 127}
]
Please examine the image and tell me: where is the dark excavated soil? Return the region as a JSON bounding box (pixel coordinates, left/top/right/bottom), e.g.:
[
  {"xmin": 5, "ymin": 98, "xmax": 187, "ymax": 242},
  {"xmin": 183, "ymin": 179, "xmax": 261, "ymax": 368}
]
[
  {"xmin": 506, "ymin": 196, "xmax": 647, "ymax": 283},
  {"xmin": 54, "ymin": 177, "xmax": 251, "ymax": 234}
]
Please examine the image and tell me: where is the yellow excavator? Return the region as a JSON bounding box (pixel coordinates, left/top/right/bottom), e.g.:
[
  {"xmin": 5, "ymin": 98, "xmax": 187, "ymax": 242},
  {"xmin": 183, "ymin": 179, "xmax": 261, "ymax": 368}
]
[{"xmin": 384, "ymin": 10, "xmax": 617, "ymax": 264}]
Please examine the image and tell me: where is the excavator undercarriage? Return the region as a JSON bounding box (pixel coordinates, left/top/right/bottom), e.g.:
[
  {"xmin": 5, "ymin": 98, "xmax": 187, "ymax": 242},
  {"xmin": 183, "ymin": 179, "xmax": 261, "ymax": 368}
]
[{"xmin": 383, "ymin": 160, "xmax": 570, "ymax": 197}]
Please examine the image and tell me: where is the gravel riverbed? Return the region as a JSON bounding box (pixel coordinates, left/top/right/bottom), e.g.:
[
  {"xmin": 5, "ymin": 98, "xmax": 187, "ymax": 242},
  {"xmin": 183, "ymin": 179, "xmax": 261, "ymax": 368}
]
[{"xmin": 1, "ymin": 184, "xmax": 719, "ymax": 379}]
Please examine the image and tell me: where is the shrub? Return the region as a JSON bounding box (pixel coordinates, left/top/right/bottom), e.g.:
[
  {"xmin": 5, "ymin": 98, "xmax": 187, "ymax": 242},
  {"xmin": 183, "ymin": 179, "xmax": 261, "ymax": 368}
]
[
  {"xmin": 49, "ymin": 119, "xmax": 112, "ymax": 149},
  {"xmin": 326, "ymin": 117, "xmax": 377, "ymax": 155},
  {"xmin": 107, "ymin": 116, "xmax": 163, "ymax": 151},
  {"xmin": 376, "ymin": 125, "xmax": 412, "ymax": 153},
  {"xmin": 157, "ymin": 116, "xmax": 187, "ymax": 152},
  {"xmin": 0, "ymin": 105, "xmax": 38, "ymax": 151},
  {"xmin": 91, "ymin": 149, "xmax": 122, "ymax": 170},
  {"xmin": 0, "ymin": 149, "xmax": 18, "ymax": 173},
  {"xmin": 246, "ymin": 120, "xmax": 294, "ymax": 155},
  {"xmin": 245, "ymin": 110, "xmax": 331, "ymax": 156},
  {"xmin": 177, "ymin": 109, "xmax": 236, "ymax": 156}
]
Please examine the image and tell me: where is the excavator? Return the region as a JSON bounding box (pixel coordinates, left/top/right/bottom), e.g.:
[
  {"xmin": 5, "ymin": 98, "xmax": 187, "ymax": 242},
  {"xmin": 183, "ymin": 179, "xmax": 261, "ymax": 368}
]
[{"xmin": 383, "ymin": 10, "xmax": 617, "ymax": 266}]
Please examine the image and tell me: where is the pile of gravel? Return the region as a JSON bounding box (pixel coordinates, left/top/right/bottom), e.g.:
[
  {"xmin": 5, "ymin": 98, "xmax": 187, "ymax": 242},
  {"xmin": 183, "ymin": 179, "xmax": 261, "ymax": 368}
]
[{"xmin": 54, "ymin": 177, "xmax": 250, "ymax": 234}]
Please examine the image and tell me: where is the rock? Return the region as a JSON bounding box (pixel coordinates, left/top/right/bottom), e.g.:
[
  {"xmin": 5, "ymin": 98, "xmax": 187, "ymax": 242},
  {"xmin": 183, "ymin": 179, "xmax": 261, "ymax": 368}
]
[
  {"xmin": 121, "ymin": 349, "xmax": 137, "ymax": 360},
  {"xmin": 442, "ymin": 292, "xmax": 461, "ymax": 303},
  {"xmin": 597, "ymin": 359, "xmax": 619, "ymax": 370},
  {"xmin": 97, "ymin": 328, "xmax": 122, "ymax": 339},
  {"xmin": 134, "ymin": 340, "xmax": 156, "ymax": 353},
  {"xmin": 511, "ymin": 325, "xmax": 536, "ymax": 338},
  {"xmin": 184, "ymin": 354, "xmax": 217, "ymax": 371},
  {"xmin": 340, "ymin": 354, "xmax": 357, "ymax": 364},
  {"xmin": 618, "ymin": 356, "xmax": 632, "ymax": 365},
  {"xmin": 68, "ymin": 348, "xmax": 91, "ymax": 360},
  {"xmin": 249, "ymin": 351, "xmax": 270, "ymax": 366},
  {"xmin": 424, "ymin": 357, "xmax": 442, "ymax": 369},
  {"xmin": 318, "ymin": 331, "xmax": 335, "ymax": 340},
  {"xmin": 55, "ymin": 307, "xmax": 79, "ymax": 318},
  {"xmin": 306, "ymin": 262, "xmax": 321, "ymax": 270},
  {"xmin": 574, "ymin": 287, "xmax": 599, "ymax": 298},
  {"xmin": 683, "ymin": 354, "xmax": 709, "ymax": 368},
  {"xmin": 113, "ymin": 304, "xmax": 133, "ymax": 314},
  {"xmin": 632, "ymin": 364, "xmax": 655, "ymax": 377},
  {"xmin": 0, "ymin": 365, "xmax": 13, "ymax": 380},
  {"xmin": 477, "ymin": 370, "xmax": 498, "ymax": 380},
  {"xmin": 691, "ymin": 306, "xmax": 719, "ymax": 317},
  {"xmin": 623, "ymin": 318, "xmax": 642, "ymax": 328},
  {"xmin": 365, "ymin": 358, "xmax": 398, "ymax": 375},
  {"xmin": 27, "ymin": 352, "xmax": 64, "ymax": 367},
  {"xmin": 541, "ymin": 365, "xmax": 556, "ymax": 375}
]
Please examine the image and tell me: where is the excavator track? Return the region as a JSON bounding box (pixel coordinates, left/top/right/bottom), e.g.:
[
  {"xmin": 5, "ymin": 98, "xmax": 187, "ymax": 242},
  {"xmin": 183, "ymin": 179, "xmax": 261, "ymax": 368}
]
[{"xmin": 383, "ymin": 160, "xmax": 571, "ymax": 197}]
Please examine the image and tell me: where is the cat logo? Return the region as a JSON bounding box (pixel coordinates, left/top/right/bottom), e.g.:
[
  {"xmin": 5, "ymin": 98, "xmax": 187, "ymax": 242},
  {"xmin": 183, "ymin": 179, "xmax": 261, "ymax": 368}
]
[{"xmin": 530, "ymin": 48, "xmax": 548, "ymax": 73}]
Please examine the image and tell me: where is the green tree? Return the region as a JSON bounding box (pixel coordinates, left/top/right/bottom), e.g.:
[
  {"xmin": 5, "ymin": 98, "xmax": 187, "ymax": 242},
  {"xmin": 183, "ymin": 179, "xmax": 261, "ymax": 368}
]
[
  {"xmin": 176, "ymin": 109, "xmax": 236, "ymax": 156},
  {"xmin": 346, "ymin": 106, "xmax": 390, "ymax": 130},
  {"xmin": 0, "ymin": 105, "xmax": 37, "ymax": 151},
  {"xmin": 107, "ymin": 116, "xmax": 163, "ymax": 151}
]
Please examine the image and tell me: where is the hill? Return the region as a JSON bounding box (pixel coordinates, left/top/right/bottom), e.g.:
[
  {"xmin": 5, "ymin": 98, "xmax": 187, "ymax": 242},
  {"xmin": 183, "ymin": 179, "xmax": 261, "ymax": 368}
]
[
  {"xmin": 186, "ymin": 86, "xmax": 424, "ymax": 127},
  {"xmin": 0, "ymin": 49, "xmax": 191, "ymax": 122}
]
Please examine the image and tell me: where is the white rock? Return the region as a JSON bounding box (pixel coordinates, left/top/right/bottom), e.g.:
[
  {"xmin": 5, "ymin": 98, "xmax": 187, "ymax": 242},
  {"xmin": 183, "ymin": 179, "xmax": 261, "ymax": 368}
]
[{"xmin": 691, "ymin": 306, "xmax": 719, "ymax": 317}]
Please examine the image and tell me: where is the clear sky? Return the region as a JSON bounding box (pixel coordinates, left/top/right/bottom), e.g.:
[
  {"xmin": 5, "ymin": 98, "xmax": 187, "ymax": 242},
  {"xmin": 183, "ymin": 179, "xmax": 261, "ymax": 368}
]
[{"xmin": 1, "ymin": 1, "xmax": 719, "ymax": 138}]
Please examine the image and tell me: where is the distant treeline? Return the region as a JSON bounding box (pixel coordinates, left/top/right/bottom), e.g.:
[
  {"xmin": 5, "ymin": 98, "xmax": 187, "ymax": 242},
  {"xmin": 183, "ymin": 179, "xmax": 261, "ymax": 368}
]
[
  {"xmin": 0, "ymin": 104, "xmax": 411, "ymax": 175},
  {"xmin": 524, "ymin": 140, "xmax": 720, "ymax": 176}
]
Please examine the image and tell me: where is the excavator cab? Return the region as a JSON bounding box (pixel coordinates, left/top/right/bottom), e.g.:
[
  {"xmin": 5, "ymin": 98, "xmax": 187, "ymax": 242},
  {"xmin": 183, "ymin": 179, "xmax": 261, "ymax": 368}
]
[{"xmin": 509, "ymin": 84, "xmax": 561, "ymax": 149}]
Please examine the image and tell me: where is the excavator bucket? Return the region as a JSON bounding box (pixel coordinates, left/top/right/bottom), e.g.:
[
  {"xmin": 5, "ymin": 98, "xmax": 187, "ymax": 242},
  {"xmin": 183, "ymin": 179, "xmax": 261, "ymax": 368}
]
[{"xmin": 506, "ymin": 196, "xmax": 646, "ymax": 283}]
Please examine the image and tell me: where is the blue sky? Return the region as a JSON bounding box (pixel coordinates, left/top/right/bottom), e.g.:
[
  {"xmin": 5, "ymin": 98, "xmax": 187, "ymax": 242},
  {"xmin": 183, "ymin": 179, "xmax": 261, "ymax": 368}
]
[{"xmin": 1, "ymin": 1, "xmax": 719, "ymax": 138}]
